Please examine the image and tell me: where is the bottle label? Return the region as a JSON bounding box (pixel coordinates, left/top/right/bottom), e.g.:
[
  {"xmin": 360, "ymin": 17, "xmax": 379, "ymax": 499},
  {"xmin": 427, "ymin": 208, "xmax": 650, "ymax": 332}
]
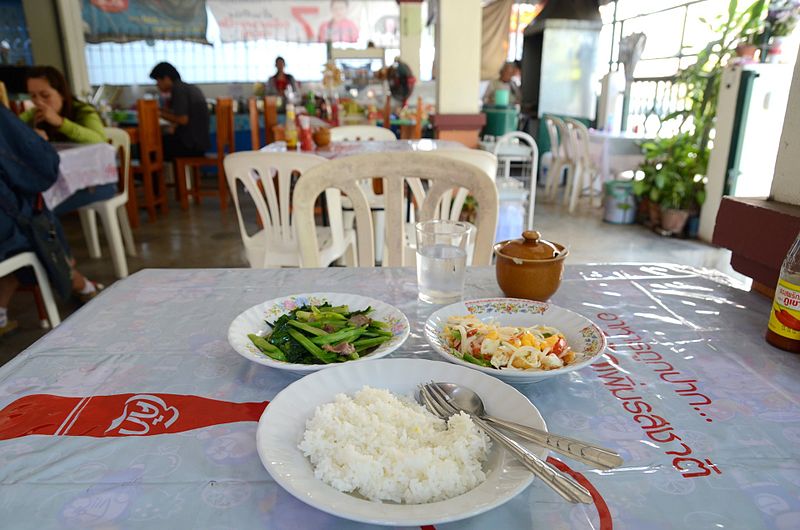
[{"xmin": 768, "ymin": 278, "xmax": 800, "ymax": 340}]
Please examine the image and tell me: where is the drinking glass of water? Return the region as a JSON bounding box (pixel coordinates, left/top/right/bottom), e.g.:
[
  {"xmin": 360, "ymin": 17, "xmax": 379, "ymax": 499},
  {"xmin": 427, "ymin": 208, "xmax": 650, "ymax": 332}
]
[{"xmin": 415, "ymin": 220, "xmax": 471, "ymax": 304}]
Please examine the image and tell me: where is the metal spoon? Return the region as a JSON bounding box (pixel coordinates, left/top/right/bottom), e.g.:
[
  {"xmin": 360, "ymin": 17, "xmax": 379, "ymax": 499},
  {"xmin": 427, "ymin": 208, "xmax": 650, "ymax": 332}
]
[
  {"xmin": 418, "ymin": 383, "xmax": 593, "ymax": 504},
  {"xmin": 435, "ymin": 382, "xmax": 623, "ymax": 470}
]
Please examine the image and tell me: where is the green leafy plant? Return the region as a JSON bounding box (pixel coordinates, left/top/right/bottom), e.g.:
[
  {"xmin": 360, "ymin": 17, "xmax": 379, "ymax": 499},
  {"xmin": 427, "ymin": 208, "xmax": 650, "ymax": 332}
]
[
  {"xmin": 634, "ymin": 0, "xmax": 766, "ymax": 212},
  {"xmin": 634, "ymin": 133, "xmax": 708, "ymax": 210}
]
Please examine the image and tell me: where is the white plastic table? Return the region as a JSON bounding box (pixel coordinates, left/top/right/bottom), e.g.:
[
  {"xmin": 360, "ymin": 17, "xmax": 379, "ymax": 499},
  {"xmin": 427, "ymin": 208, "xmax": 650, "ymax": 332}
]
[{"xmin": 42, "ymin": 142, "xmax": 118, "ymax": 209}]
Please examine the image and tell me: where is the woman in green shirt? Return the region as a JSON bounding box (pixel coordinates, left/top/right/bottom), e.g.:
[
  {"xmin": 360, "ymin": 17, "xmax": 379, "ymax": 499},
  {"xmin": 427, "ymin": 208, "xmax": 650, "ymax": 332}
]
[{"xmin": 21, "ymin": 66, "xmax": 115, "ymax": 215}]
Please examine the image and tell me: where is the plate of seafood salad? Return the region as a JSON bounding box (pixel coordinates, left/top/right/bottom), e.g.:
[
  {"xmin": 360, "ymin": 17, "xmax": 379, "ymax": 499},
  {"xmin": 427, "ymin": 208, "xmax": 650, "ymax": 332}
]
[
  {"xmin": 228, "ymin": 293, "xmax": 410, "ymax": 372},
  {"xmin": 425, "ymin": 298, "xmax": 606, "ymax": 382}
]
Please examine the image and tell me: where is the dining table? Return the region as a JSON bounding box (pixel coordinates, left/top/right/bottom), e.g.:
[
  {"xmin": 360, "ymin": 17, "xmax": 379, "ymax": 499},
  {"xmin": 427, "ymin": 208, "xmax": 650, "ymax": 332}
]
[
  {"xmin": 588, "ymin": 129, "xmax": 651, "ymax": 183},
  {"xmin": 42, "ymin": 142, "xmax": 118, "ymax": 210},
  {"xmin": 261, "ymin": 138, "xmax": 467, "ymax": 159},
  {"xmin": 1, "ymin": 263, "xmax": 798, "ymax": 529}
]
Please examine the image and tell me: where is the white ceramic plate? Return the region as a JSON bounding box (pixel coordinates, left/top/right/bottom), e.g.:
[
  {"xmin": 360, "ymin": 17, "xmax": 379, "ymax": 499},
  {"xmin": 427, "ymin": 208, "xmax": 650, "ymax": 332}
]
[
  {"xmin": 257, "ymin": 358, "xmax": 544, "ymax": 526},
  {"xmin": 228, "ymin": 292, "xmax": 409, "ymax": 372},
  {"xmin": 425, "ymin": 298, "xmax": 606, "ymax": 383}
]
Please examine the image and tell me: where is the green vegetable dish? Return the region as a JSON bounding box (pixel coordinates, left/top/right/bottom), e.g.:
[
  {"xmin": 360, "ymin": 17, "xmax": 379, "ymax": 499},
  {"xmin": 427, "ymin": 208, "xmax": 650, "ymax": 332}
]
[{"xmin": 248, "ymin": 304, "xmax": 394, "ymax": 364}]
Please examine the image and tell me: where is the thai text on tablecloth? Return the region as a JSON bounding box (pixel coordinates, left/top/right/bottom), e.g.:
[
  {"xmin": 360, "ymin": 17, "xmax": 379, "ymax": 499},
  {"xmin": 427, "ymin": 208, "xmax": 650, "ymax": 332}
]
[{"xmin": 591, "ymin": 312, "xmax": 722, "ymax": 480}]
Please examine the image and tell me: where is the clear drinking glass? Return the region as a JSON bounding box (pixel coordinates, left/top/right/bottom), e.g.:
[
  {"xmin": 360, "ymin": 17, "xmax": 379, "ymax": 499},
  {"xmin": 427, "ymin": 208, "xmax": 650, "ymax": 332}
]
[{"xmin": 415, "ymin": 220, "xmax": 471, "ymax": 304}]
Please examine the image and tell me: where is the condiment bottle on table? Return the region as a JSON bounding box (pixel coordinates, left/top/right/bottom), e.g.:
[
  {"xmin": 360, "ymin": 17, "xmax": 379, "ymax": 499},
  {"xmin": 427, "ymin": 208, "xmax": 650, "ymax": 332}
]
[{"xmin": 766, "ymin": 230, "xmax": 800, "ymax": 353}]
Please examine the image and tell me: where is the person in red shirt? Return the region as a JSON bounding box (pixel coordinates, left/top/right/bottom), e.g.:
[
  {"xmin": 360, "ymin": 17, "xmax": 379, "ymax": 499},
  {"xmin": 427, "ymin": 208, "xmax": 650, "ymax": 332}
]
[
  {"xmin": 266, "ymin": 57, "xmax": 299, "ymax": 99},
  {"xmin": 317, "ymin": 0, "xmax": 359, "ymax": 43}
]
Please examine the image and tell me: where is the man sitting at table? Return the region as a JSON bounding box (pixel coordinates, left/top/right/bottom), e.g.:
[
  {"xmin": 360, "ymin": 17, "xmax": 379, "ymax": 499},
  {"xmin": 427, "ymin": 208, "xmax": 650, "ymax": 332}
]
[{"xmin": 149, "ymin": 62, "xmax": 210, "ymax": 161}]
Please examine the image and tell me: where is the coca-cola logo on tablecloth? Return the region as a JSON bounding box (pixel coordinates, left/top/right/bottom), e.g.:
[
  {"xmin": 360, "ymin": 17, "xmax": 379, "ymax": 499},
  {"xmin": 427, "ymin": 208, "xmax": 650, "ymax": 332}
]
[{"xmin": 105, "ymin": 394, "xmax": 179, "ymax": 436}]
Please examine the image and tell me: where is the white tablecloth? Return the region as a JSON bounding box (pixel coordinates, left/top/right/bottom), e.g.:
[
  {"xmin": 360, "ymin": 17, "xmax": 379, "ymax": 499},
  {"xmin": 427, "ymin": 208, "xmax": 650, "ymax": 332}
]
[
  {"xmin": 1, "ymin": 264, "xmax": 797, "ymax": 529},
  {"xmin": 43, "ymin": 143, "xmax": 118, "ymax": 209},
  {"xmin": 588, "ymin": 130, "xmax": 649, "ymax": 181}
]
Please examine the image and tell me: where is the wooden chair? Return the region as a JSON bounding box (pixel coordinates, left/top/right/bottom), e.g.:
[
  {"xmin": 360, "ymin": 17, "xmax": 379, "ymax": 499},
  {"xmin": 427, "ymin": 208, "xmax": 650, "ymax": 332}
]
[
  {"xmin": 293, "ymin": 152, "xmax": 498, "ymax": 268},
  {"xmin": 0, "ymin": 81, "xmax": 8, "ymax": 109},
  {"xmin": 175, "ymin": 97, "xmax": 235, "ymax": 210},
  {"xmin": 223, "ymin": 151, "xmax": 356, "ymax": 268},
  {"xmin": 131, "ymin": 99, "xmax": 168, "ymax": 221},
  {"xmin": 78, "ymin": 127, "xmax": 137, "ymax": 278},
  {"xmin": 412, "ymin": 96, "xmax": 424, "ymax": 140},
  {"xmin": 264, "ymin": 96, "xmax": 279, "ymax": 145},
  {"xmin": 248, "ymin": 97, "xmax": 262, "ymax": 150},
  {"xmin": 382, "ymin": 95, "xmax": 392, "ymax": 131}
]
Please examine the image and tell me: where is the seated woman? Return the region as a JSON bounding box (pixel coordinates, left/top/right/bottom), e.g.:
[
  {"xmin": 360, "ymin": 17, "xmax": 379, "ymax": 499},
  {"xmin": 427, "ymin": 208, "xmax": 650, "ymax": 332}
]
[
  {"xmin": 0, "ymin": 105, "xmax": 101, "ymax": 336},
  {"xmin": 19, "ymin": 66, "xmax": 115, "ymax": 216}
]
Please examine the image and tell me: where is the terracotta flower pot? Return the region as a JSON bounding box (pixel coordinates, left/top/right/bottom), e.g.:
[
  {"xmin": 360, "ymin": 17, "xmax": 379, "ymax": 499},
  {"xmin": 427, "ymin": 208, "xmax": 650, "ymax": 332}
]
[
  {"xmin": 661, "ymin": 208, "xmax": 690, "ymax": 235},
  {"xmin": 736, "ymin": 44, "xmax": 758, "ymax": 59},
  {"xmin": 647, "ymin": 200, "xmax": 662, "ymax": 228}
]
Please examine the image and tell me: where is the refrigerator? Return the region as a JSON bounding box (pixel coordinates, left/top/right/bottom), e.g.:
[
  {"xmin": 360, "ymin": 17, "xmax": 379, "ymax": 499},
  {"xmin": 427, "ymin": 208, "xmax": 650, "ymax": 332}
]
[{"xmin": 699, "ymin": 63, "xmax": 794, "ymax": 242}]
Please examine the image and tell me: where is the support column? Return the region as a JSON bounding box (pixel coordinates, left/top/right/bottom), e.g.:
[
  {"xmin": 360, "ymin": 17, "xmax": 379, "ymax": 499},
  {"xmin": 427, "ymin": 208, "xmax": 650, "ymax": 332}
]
[
  {"xmin": 398, "ymin": 0, "xmax": 422, "ymax": 81},
  {"xmin": 56, "ymin": 0, "xmax": 91, "ymax": 97},
  {"xmin": 431, "ymin": 0, "xmax": 485, "ymax": 147},
  {"xmin": 22, "ymin": 0, "xmax": 90, "ymax": 97}
]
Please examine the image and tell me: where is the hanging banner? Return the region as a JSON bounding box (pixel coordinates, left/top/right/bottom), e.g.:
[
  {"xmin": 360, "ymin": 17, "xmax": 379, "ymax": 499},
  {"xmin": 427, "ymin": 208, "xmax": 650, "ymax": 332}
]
[
  {"xmin": 207, "ymin": 0, "xmax": 399, "ymax": 46},
  {"xmin": 82, "ymin": 0, "xmax": 208, "ymax": 44}
]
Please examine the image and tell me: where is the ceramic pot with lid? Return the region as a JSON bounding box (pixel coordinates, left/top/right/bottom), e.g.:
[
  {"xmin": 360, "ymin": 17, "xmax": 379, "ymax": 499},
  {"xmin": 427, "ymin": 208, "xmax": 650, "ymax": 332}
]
[{"xmin": 494, "ymin": 230, "xmax": 568, "ymax": 301}]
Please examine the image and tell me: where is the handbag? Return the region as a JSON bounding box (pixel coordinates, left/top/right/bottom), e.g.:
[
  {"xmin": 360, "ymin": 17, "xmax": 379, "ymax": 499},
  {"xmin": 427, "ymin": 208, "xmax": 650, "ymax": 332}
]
[{"xmin": 0, "ymin": 194, "xmax": 73, "ymax": 300}]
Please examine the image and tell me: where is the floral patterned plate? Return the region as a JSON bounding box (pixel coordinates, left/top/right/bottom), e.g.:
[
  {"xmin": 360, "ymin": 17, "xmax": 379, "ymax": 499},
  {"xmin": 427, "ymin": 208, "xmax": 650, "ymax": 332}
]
[
  {"xmin": 228, "ymin": 293, "xmax": 410, "ymax": 372},
  {"xmin": 425, "ymin": 298, "xmax": 606, "ymax": 383}
]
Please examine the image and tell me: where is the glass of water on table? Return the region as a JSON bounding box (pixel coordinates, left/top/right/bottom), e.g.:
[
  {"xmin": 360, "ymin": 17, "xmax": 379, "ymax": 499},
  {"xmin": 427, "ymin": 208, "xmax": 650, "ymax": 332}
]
[{"xmin": 415, "ymin": 220, "xmax": 472, "ymax": 304}]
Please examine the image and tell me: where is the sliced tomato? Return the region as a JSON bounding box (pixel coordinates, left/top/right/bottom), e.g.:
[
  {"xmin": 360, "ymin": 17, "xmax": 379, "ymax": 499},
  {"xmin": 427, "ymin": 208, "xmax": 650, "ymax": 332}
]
[
  {"xmin": 467, "ymin": 329, "xmax": 478, "ymax": 337},
  {"xmin": 552, "ymin": 337, "xmax": 567, "ymax": 357}
]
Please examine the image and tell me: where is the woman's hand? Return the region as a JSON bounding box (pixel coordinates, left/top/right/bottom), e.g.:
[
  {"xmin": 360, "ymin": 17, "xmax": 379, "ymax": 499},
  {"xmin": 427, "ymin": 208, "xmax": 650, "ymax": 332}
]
[
  {"xmin": 34, "ymin": 103, "xmax": 64, "ymax": 128},
  {"xmin": 33, "ymin": 128, "xmax": 49, "ymax": 141}
]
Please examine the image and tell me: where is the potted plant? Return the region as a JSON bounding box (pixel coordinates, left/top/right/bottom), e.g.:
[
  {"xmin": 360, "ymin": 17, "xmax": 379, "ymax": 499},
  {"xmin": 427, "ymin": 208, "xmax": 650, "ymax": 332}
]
[
  {"xmin": 634, "ymin": 133, "xmax": 708, "ymax": 234},
  {"xmin": 736, "ymin": 33, "xmax": 761, "ymax": 59},
  {"xmin": 763, "ymin": 0, "xmax": 800, "ymax": 61},
  {"xmin": 634, "ymin": 0, "xmax": 766, "ymax": 235}
]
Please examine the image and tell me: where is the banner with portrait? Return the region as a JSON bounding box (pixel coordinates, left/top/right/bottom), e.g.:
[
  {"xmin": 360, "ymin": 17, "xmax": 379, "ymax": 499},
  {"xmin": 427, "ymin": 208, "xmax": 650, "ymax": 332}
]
[
  {"xmin": 82, "ymin": 0, "xmax": 208, "ymax": 44},
  {"xmin": 207, "ymin": 0, "xmax": 399, "ymax": 47}
]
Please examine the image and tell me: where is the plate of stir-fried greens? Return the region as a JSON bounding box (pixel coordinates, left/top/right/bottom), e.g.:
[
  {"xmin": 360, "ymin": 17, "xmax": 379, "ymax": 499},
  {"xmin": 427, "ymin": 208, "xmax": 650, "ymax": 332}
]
[{"xmin": 228, "ymin": 293, "xmax": 410, "ymax": 372}]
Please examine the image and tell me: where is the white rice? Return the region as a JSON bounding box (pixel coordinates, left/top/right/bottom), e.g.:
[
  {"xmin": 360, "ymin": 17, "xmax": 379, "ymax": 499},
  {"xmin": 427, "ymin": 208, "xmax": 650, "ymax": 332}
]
[{"xmin": 298, "ymin": 386, "xmax": 491, "ymax": 504}]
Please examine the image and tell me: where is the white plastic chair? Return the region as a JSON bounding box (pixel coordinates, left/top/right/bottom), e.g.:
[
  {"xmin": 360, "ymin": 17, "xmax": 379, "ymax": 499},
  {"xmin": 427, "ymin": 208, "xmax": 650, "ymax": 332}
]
[
  {"xmin": 0, "ymin": 252, "xmax": 60, "ymax": 328},
  {"xmin": 78, "ymin": 127, "xmax": 136, "ymax": 279},
  {"xmin": 403, "ymin": 149, "xmax": 498, "ymax": 265},
  {"xmin": 329, "ymin": 125, "xmax": 396, "ymax": 142},
  {"xmin": 544, "ymin": 116, "xmax": 576, "ymax": 202},
  {"xmin": 564, "ymin": 118, "xmax": 599, "ymax": 212},
  {"xmin": 223, "ymin": 151, "xmax": 356, "ymax": 268},
  {"xmin": 330, "ymin": 125, "xmax": 395, "ymax": 263},
  {"xmin": 293, "ymin": 152, "xmax": 498, "ymax": 268},
  {"xmin": 492, "ymin": 131, "xmax": 539, "ymax": 230}
]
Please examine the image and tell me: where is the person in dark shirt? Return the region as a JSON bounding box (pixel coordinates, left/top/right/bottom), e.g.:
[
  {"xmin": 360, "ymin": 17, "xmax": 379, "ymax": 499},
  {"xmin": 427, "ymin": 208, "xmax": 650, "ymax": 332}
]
[
  {"xmin": 266, "ymin": 57, "xmax": 299, "ymax": 100},
  {"xmin": 149, "ymin": 62, "xmax": 210, "ymax": 160},
  {"xmin": 0, "ymin": 106, "xmax": 101, "ymax": 335}
]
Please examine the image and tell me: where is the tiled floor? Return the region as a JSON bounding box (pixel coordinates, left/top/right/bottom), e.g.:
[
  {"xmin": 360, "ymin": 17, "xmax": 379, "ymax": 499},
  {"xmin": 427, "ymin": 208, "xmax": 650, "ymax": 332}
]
[{"xmin": 2, "ymin": 196, "xmax": 747, "ymax": 363}]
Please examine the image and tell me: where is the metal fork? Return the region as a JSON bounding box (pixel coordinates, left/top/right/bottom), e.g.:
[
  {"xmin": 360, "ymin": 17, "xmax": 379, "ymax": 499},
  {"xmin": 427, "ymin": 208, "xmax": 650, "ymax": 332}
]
[{"xmin": 419, "ymin": 383, "xmax": 593, "ymax": 504}]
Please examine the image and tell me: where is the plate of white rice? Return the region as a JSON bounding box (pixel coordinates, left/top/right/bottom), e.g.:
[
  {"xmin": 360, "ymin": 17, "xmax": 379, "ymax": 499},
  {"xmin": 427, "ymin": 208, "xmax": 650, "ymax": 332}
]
[{"xmin": 256, "ymin": 358, "xmax": 546, "ymax": 526}]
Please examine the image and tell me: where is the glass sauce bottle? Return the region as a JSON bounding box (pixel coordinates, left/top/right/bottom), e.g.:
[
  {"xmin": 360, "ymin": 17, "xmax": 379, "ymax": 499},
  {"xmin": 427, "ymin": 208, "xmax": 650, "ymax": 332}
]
[{"xmin": 766, "ymin": 231, "xmax": 800, "ymax": 353}]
